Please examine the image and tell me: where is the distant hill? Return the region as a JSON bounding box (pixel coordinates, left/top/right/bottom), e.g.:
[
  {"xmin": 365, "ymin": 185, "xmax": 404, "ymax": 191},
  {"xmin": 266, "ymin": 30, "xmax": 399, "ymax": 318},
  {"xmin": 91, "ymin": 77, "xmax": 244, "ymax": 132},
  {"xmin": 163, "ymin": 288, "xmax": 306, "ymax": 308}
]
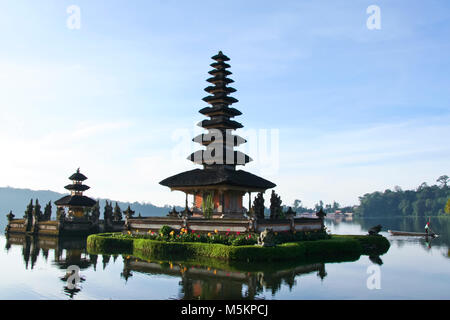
[{"xmin": 0, "ymin": 187, "xmax": 183, "ymax": 229}]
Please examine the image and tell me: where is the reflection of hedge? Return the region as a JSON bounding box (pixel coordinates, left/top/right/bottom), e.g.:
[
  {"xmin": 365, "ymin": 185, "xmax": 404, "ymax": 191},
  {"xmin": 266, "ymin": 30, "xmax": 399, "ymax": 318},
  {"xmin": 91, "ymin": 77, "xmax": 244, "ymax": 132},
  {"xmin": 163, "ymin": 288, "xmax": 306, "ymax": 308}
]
[{"xmin": 87, "ymin": 233, "xmax": 390, "ymax": 262}]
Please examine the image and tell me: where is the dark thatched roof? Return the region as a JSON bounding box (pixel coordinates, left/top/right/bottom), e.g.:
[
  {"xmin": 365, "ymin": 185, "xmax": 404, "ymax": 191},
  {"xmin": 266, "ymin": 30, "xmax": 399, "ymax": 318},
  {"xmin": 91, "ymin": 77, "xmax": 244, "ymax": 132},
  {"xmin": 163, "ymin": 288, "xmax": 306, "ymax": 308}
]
[
  {"xmin": 210, "ymin": 62, "xmax": 231, "ymax": 69},
  {"xmin": 208, "ymin": 69, "xmax": 232, "ymax": 76},
  {"xmin": 207, "ymin": 76, "xmax": 234, "ymax": 85},
  {"xmin": 211, "ymin": 51, "xmax": 230, "ymax": 62},
  {"xmin": 187, "ymin": 150, "xmax": 252, "ymax": 165},
  {"xmin": 199, "ymin": 105, "xmax": 242, "ymax": 117},
  {"xmin": 159, "ymin": 166, "xmax": 276, "ymax": 190},
  {"xmin": 54, "ymin": 195, "xmax": 96, "ymax": 207},
  {"xmin": 69, "ymin": 170, "xmax": 88, "ymax": 181},
  {"xmin": 198, "ymin": 118, "xmax": 243, "ymax": 129},
  {"xmin": 204, "ymin": 86, "xmax": 236, "ymax": 94},
  {"xmin": 64, "ymin": 184, "xmax": 90, "ymax": 192},
  {"xmin": 192, "ymin": 133, "xmax": 247, "ymax": 146},
  {"xmin": 202, "ymin": 95, "xmax": 238, "ymax": 104}
]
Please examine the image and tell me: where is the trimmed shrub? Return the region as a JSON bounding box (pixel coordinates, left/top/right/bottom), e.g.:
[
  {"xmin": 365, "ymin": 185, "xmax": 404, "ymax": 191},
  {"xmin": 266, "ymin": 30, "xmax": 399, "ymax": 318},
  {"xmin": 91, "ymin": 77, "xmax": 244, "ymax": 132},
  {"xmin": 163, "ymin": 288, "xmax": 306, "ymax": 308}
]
[{"xmin": 87, "ymin": 233, "xmax": 390, "ymax": 262}]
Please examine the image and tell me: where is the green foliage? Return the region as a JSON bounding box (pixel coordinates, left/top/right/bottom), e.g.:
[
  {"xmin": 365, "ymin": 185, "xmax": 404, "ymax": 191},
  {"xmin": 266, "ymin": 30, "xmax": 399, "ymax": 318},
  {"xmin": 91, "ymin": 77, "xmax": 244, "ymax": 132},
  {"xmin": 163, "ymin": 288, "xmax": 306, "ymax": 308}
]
[
  {"xmin": 87, "ymin": 233, "xmax": 389, "ymax": 262},
  {"xmin": 203, "ymin": 193, "xmax": 214, "ymax": 219},
  {"xmin": 158, "ymin": 225, "xmax": 173, "ymax": 236},
  {"xmin": 355, "ymin": 178, "xmax": 450, "ymax": 217},
  {"xmin": 86, "ymin": 233, "xmax": 133, "ymax": 254},
  {"xmin": 445, "ymin": 198, "xmax": 450, "ymax": 214}
]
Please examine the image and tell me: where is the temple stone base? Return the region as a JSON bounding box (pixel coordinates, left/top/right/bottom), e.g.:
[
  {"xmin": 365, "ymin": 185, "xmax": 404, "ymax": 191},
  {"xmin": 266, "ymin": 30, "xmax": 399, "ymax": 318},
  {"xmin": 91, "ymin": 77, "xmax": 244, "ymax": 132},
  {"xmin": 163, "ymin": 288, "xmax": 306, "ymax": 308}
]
[
  {"xmin": 125, "ymin": 216, "xmax": 323, "ymax": 235},
  {"xmin": 5, "ymin": 218, "xmax": 124, "ymax": 237}
]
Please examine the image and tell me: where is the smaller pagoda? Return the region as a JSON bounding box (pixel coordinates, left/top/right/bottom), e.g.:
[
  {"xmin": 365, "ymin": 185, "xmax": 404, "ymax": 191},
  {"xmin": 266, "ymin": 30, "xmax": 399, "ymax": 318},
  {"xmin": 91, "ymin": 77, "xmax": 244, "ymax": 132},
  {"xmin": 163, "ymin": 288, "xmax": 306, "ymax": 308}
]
[{"xmin": 54, "ymin": 168, "xmax": 97, "ymax": 219}]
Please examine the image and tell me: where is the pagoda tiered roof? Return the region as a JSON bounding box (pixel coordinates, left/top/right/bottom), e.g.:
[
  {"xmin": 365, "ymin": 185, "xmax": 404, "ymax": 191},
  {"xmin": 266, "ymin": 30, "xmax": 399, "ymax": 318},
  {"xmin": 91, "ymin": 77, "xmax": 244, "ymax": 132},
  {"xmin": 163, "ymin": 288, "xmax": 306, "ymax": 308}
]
[
  {"xmin": 54, "ymin": 195, "xmax": 96, "ymax": 207},
  {"xmin": 160, "ymin": 166, "xmax": 276, "ymax": 191},
  {"xmin": 69, "ymin": 169, "xmax": 88, "ymax": 181},
  {"xmin": 55, "ymin": 168, "xmax": 96, "ymax": 208},
  {"xmin": 160, "ymin": 51, "xmax": 276, "ymax": 192},
  {"xmin": 188, "ymin": 51, "xmax": 252, "ymax": 167},
  {"xmin": 64, "ymin": 184, "xmax": 90, "ymax": 192}
]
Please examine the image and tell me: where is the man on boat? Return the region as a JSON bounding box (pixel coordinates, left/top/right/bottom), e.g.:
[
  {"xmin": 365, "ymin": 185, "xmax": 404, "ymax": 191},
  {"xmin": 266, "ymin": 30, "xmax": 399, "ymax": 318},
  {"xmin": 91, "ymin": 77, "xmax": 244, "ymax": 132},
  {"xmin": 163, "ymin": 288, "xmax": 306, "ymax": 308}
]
[{"xmin": 425, "ymin": 220, "xmax": 432, "ymax": 236}]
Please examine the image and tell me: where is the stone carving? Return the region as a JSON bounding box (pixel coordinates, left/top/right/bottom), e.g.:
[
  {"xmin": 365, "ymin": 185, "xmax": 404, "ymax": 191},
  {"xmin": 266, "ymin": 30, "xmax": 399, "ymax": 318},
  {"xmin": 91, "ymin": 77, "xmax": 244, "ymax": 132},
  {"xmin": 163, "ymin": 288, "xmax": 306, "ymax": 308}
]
[
  {"xmin": 91, "ymin": 201, "xmax": 101, "ymax": 224},
  {"xmin": 252, "ymin": 192, "xmax": 265, "ymax": 220},
  {"xmin": 316, "ymin": 208, "xmax": 326, "ymax": 230},
  {"xmin": 270, "ymin": 190, "xmax": 282, "ymax": 220},
  {"xmin": 167, "ymin": 206, "xmax": 179, "ymax": 218},
  {"xmin": 6, "ymin": 211, "xmax": 15, "ymax": 221},
  {"xmin": 113, "ymin": 202, "xmax": 122, "ymax": 222},
  {"xmin": 104, "ymin": 201, "xmax": 113, "ymax": 224},
  {"xmin": 368, "ymin": 225, "xmax": 382, "ymax": 236},
  {"xmin": 124, "ymin": 205, "xmax": 135, "ymax": 230},
  {"xmin": 42, "ymin": 201, "xmax": 52, "ymax": 221},
  {"xmin": 32, "ymin": 199, "xmax": 42, "ymax": 222},
  {"xmin": 258, "ymin": 228, "xmax": 276, "ymax": 247},
  {"xmin": 285, "ymin": 206, "xmax": 295, "ymax": 218}
]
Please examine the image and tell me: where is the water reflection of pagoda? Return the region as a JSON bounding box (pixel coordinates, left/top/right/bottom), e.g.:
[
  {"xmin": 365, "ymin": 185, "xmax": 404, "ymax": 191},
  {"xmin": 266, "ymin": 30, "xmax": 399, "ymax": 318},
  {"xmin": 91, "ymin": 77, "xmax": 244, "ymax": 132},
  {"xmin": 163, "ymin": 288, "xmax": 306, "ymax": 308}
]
[
  {"xmin": 121, "ymin": 256, "xmax": 327, "ymax": 299},
  {"xmin": 160, "ymin": 51, "xmax": 276, "ymax": 218},
  {"xmin": 4, "ymin": 233, "xmax": 98, "ymax": 298}
]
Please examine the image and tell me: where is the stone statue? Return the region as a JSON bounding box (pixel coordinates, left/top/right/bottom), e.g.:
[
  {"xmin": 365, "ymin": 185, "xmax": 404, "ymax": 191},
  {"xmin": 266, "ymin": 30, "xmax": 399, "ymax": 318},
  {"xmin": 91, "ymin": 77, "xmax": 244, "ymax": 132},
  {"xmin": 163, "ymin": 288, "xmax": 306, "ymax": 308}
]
[
  {"xmin": 58, "ymin": 207, "xmax": 66, "ymax": 222},
  {"xmin": 257, "ymin": 228, "xmax": 276, "ymax": 247},
  {"xmin": 43, "ymin": 201, "xmax": 52, "ymax": 221},
  {"xmin": 167, "ymin": 206, "xmax": 179, "ymax": 218},
  {"xmin": 91, "ymin": 201, "xmax": 101, "ymax": 224},
  {"xmin": 368, "ymin": 225, "xmax": 382, "ymax": 236},
  {"xmin": 32, "ymin": 199, "xmax": 42, "ymax": 222},
  {"xmin": 124, "ymin": 205, "xmax": 135, "ymax": 220},
  {"xmin": 24, "ymin": 199, "xmax": 34, "ymax": 231},
  {"xmin": 252, "ymin": 192, "xmax": 265, "ymax": 220},
  {"xmin": 56, "ymin": 207, "xmax": 65, "ymax": 220},
  {"xmin": 123, "ymin": 205, "xmax": 135, "ymax": 230},
  {"xmin": 316, "ymin": 208, "xmax": 326, "ymax": 230},
  {"xmin": 180, "ymin": 204, "xmax": 192, "ymax": 218},
  {"xmin": 104, "ymin": 201, "xmax": 113, "ymax": 224},
  {"xmin": 285, "ymin": 207, "xmax": 295, "ymax": 218},
  {"xmin": 24, "ymin": 199, "xmax": 33, "ymax": 219},
  {"xmin": 113, "ymin": 202, "xmax": 122, "ymax": 221},
  {"xmin": 6, "ymin": 211, "xmax": 15, "ymax": 221},
  {"xmin": 270, "ymin": 190, "xmax": 282, "ymax": 220}
]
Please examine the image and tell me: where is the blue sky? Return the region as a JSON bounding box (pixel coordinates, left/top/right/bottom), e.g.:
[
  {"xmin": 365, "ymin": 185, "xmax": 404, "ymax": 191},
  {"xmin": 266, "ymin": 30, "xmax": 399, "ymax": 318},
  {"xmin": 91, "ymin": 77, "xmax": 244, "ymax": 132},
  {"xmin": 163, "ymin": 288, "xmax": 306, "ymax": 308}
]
[{"xmin": 0, "ymin": 0, "xmax": 449, "ymax": 208}]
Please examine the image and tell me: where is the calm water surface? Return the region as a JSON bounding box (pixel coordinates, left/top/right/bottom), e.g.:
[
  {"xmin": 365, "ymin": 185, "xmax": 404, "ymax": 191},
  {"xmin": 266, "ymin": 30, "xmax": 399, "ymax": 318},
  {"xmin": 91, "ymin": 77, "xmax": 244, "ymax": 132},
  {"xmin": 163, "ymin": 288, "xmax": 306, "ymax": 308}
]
[{"xmin": 0, "ymin": 217, "xmax": 449, "ymax": 300}]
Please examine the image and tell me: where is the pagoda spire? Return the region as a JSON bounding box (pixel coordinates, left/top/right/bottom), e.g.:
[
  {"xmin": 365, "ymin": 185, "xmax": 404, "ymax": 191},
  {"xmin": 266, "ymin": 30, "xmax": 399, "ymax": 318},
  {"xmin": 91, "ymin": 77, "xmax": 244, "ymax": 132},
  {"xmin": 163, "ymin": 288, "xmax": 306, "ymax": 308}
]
[{"xmin": 188, "ymin": 51, "xmax": 252, "ymax": 168}]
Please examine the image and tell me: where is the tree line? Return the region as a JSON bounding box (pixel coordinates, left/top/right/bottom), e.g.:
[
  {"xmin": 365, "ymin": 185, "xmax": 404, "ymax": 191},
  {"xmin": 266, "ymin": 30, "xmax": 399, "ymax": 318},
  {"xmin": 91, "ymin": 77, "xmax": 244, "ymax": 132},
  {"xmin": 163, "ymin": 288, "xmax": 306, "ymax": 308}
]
[{"xmin": 354, "ymin": 175, "xmax": 450, "ymax": 217}]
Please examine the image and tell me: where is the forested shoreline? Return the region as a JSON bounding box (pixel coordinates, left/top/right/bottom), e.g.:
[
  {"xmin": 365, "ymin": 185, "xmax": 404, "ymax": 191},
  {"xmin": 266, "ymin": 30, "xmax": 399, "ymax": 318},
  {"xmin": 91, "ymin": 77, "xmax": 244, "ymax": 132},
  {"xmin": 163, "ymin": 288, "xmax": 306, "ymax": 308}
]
[{"xmin": 354, "ymin": 176, "xmax": 450, "ymax": 217}]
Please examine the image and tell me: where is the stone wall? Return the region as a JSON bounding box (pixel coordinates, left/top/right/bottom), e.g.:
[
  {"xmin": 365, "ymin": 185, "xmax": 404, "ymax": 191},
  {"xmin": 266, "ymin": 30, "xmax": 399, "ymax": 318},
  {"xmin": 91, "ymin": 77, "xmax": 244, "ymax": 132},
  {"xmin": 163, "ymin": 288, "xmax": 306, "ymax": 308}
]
[{"xmin": 126, "ymin": 216, "xmax": 322, "ymax": 235}]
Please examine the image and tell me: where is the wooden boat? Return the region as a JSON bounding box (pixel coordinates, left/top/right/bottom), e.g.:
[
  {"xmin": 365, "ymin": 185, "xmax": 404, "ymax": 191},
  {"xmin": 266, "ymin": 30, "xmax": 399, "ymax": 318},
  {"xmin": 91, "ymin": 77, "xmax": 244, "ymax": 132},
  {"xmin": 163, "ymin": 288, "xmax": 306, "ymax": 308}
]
[{"xmin": 388, "ymin": 230, "xmax": 438, "ymax": 238}]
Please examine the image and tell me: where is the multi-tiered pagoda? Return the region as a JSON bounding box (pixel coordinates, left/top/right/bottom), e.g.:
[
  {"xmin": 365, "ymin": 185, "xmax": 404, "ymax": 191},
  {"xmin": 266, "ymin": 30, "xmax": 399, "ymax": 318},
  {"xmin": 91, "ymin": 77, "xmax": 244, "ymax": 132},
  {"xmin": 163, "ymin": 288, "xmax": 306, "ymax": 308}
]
[
  {"xmin": 55, "ymin": 168, "xmax": 96, "ymax": 219},
  {"xmin": 160, "ymin": 51, "xmax": 276, "ymax": 218}
]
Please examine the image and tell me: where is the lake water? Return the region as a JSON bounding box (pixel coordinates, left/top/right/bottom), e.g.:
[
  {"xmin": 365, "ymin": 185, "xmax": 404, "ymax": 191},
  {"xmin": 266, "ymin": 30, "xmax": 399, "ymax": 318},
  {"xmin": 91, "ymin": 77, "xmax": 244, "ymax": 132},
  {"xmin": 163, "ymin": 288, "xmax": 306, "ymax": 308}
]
[{"xmin": 0, "ymin": 216, "xmax": 449, "ymax": 300}]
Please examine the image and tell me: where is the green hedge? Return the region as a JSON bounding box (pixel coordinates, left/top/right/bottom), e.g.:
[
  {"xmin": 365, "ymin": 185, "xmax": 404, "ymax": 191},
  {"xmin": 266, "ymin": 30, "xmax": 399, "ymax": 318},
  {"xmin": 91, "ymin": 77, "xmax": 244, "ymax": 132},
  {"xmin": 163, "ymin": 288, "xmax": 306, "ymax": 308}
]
[
  {"xmin": 86, "ymin": 233, "xmax": 133, "ymax": 254},
  {"xmin": 87, "ymin": 233, "xmax": 390, "ymax": 262}
]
